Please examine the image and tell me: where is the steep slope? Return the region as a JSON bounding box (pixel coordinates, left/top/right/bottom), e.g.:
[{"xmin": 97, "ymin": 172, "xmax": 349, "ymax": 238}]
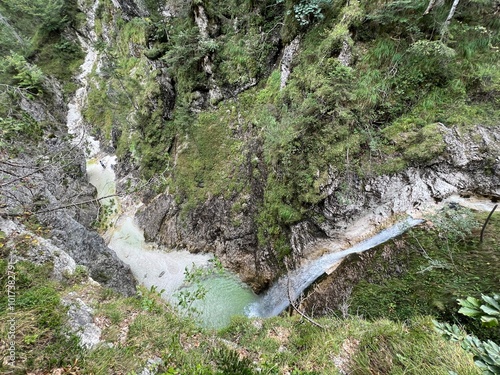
[
  {"xmin": 0, "ymin": 0, "xmax": 136, "ymax": 295},
  {"xmin": 76, "ymin": 0, "xmax": 499, "ymax": 290}
]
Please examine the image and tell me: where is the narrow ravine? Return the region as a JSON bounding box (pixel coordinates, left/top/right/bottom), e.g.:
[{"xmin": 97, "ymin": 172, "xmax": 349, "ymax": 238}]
[{"xmin": 67, "ymin": 2, "xmax": 498, "ymax": 329}]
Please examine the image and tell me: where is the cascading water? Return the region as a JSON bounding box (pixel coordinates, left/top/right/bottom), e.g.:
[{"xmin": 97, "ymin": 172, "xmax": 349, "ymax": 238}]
[
  {"xmin": 246, "ymin": 196, "xmax": 497, "ymax": 319},
  {"xmin": 246, "ymin": 217, "xmax": 424, "ymax": 318}
]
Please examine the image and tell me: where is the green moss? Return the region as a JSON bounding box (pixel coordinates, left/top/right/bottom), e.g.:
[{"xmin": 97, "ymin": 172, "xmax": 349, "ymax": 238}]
[
  {"xmin": 217, "ymin": 30, "xmax": 261, "ymax": 86},
  {"xmin": 403, "ymin": 123, "xmax": 446, "ymax": 163},
  {"xmin": 173, "ymin": 103, "xmax": 245, "ymax": 208},
  {"xmin": 82, "ymin": 0, "xmax": 499, "ymax": 261},
  {"xmin": 382, "ymin": 121, "xmax": 446, "ymax": 165}
]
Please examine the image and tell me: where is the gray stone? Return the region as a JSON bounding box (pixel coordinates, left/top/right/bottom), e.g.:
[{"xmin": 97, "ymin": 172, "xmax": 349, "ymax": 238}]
[
  {"xmin": 0, "ymin": 217, "xmax": 77, "ymax": 280},
  {"xmin": 62, "ymin": 293, "xmax": 102, "ymax": 350},
  {"xmin": 41, "ymin": 209, "xmax": 137, "ymax": 296},
  {"xmin": 139, "ymin": 357, "xmax": 164, "ymax": 375},
  {"xmin": 280, "ymin": 37, "xmax": 300, "ymax": 89}
]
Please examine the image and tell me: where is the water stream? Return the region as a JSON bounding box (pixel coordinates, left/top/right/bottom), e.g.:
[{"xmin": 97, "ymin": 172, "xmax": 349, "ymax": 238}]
[
  {"xmin": 246, "ymin": 217, "xmax": 424, "ymax": 318},
  {"xmin": 66, "ymin": 18, "xmax": 257, "ymax": 328},
  {"xmin": 67, "ymin": 8, "xmax": 496, "ymax": 329}
]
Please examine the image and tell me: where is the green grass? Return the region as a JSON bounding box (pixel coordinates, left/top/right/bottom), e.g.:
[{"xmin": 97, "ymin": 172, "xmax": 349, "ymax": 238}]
[
  {"xmin": 221, "ymin": 315, "xmax": 480, "ymax": 374},
  {"xmin": 347, "ymin": 210, "xmax": 500, "ymax": 343},
  {"xmin": 0, "ymin": 244, "xmax": 484, "ymax": 375},
  {"xmin": 0, "ymin": 260, "xmax": 81, "ymax": 373}
]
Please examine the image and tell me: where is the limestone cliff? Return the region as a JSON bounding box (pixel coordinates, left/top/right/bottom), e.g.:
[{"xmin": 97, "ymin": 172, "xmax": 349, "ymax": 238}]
[{"xmin": 0, "ymin": 55, "xmax": 136, "ymax": 296}]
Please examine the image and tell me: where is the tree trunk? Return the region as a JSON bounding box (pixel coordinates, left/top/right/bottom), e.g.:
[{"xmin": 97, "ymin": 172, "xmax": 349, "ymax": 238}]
[
  {"xmin": 424, "ymin": 0, "xmax": 437, "ymax": 15},
  {"xmin": 424, "ymin": 0, "xmax": 444, "ymax": 15},
  {"xmin": 441, "ymin": 0, "xmax": 461, "ymax": 39}
]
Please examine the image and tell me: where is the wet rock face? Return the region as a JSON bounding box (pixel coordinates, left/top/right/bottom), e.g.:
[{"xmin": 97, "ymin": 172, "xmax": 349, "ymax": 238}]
[
  {"xmin": 43, "ymin": 210, "xmax": 137, "ymax": 296},
  {"xmin": 137, "ymin": 194, "xmax": 274, "ymax": 292},
  {"xmin": 311, "ymin": 125, "xmax": 500, "ymax": 242},
  {"xmin": 0, "ymin": 148, "xmax": 137, "ymax": 296},
  {"xmin": 0, "ymin": 86, "xmax": 137, "ymax": 297}
]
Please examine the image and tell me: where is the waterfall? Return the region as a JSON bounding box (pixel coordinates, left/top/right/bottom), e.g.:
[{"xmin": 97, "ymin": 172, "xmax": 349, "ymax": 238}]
[
  {"xmin": 66, "ymin": 1, "xmax": 496, "ymax": 328},
  {"xmin": 246, "ymin": 216, "xmax": 424, "ymax": 318}
]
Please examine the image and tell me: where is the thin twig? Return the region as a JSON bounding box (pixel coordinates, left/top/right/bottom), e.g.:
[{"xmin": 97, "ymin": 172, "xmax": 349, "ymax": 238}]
[
  {"xmin": 1, "ymin": 194, "xmax": 120, "ymax": 217},
  {"xmin": 35, "ymin": 194, "xmax": 120, "ymax": 214},
  {"xmin": 287, "ymin": 278, "xmax": 325, "ymax": 329}
]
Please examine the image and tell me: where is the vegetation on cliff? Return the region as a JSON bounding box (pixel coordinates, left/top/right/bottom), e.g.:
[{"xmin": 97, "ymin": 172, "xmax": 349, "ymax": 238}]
[{"xmin": 78, "ymin": 0, "xmax": 499, "ymax": 261}]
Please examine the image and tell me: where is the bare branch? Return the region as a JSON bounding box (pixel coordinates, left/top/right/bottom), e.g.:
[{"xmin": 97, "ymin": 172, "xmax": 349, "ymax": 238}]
[
  {"xmin": 0, "ymin": 160, "xmax": 39, "ymax": 169},
  {"xmin": 0, "ymin": 163, "xmax": 52, "ymax": 187},
  {"xmin": 480, "ymin": 204, "xmax": 497, "ymax": 243},
  {"xmin": 34, "ymin": 194, "xmax": 120, "ymax": 214},
  {"xmin": 424, "ymin": 0, "xmax": 437, "ymax": 15},
  {"xmin": 424, "ymin": 0, "xmax": 444, "ymax": 15},
  {"xmin": 0, "ymin": 168, "xmax": 20, "ymax": 177},
  {"xmin": 1, "ymin": 194, "xmax": 120, "ymax": 217}
]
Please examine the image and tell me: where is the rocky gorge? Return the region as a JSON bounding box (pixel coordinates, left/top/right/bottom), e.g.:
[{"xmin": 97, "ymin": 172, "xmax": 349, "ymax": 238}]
[
  {"xmin": 0, "ymin": 0, "xmax": 499, "ymax": 372},
  {"xmin": 2, "ymin": 0, "xmax": 499, "ymax": 306},
  {"xmin": 71, "ymin": 0, "xmax": 500, "ymax": 295}
]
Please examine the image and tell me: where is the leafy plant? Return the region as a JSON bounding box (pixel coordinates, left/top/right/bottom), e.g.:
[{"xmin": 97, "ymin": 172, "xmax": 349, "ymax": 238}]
[
  {"xmin": 138, "ymin": 285, "xmax": 166, "ymax": 312},
  {"xmin": 426, "ymin": 205, "xmax": 479, "ymax": 242},
  {"xmin": 1, "ymin": 53, "xmax": 44, "ymax": 95},
  {"xmin": 434, "ymin": 293, "xmax": 500, "ymax": 375},
  {"xmin": 292, "ymin": 0, "xmax": 332, "ymax": 26},
  {"xmin": 174, "ymin": 260, "xmax": 225, "ymax": 318},
  {"xmin": 458, "ymin": 294, "xmax": 500, "ymax": 329},
  {"xmin": 212, "ymin": 346, "xmax": 255, "ymax": 375}
]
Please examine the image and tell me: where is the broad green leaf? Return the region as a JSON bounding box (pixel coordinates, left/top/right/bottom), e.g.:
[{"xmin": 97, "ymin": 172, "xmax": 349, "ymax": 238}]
[
  {"xmin": 481, "ymin": 316, "xmax": 499, "ymax": 328},
  {"xmin": 458, "ymin": 296, "xmax": 481, "ymax": 310},
  {"xmin": 482, "ymin": 295, "xmax": 500, "ymax": 311},
  {"xmin": 459, "ymin": 306, "xmax": 483, "ymax": 317},
  {"xmin": 481, "ymin": 305, "xmax": 500, "ymax": 316}
]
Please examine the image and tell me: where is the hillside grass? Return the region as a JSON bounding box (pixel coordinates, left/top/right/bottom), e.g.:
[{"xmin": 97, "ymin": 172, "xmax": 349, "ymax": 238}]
[{"xmin": 0, "ymin": 257, "xmax": 481, "ymax": 375}]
